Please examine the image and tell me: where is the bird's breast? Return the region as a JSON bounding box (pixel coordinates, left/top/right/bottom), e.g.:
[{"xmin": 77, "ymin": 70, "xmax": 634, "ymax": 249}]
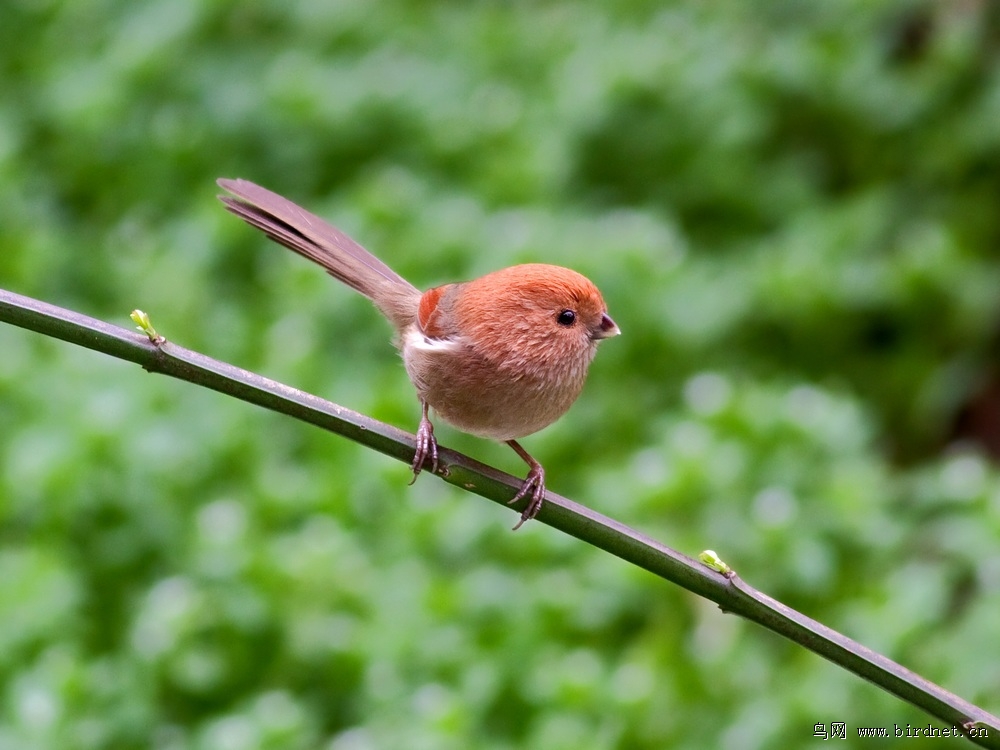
[{"xmin": 401, "ymin": 329, "xmax": 592, "ymax": 440}]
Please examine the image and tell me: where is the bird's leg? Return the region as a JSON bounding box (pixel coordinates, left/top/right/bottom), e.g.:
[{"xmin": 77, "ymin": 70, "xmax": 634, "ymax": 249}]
[
  {"xmin": 505, "ymin": 439, "xmax": 546, "ymax": 530},
  {"xmin": 410, "ymin": 400, "xmax": 439, "ymax": 482}
]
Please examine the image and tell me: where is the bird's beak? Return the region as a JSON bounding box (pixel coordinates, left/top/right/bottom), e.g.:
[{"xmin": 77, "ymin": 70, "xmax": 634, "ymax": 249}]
[{"xmin": 591, "ymin": 312, "xmax": 621, "ymax": 340}]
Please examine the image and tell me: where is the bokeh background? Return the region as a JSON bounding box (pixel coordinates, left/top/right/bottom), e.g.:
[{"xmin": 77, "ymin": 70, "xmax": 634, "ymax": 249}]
[{"xmin": 2, "ymin": 1, "xmax": 1000, "ymax": 748}]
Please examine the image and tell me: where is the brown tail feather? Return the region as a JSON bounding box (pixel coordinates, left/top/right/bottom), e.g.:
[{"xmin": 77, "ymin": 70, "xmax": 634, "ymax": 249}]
[{"xmin": 218, "ymin": 178, "xmax": 420, "ymax": 331}]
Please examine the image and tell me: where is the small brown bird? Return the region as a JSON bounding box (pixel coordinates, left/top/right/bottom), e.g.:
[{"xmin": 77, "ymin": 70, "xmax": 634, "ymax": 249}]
[{"xmin": 218, "ymin": 179, "xmax": 619, "ymax": 529}]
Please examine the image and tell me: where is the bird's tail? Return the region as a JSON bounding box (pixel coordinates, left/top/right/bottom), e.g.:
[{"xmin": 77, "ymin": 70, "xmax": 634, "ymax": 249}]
[{"xmin": 218, "ymin": 178, "xmax": 421, "ymax": 331}]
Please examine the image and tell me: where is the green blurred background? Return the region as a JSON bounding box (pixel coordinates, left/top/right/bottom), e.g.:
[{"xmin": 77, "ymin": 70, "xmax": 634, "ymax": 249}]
[{"xmin": 2, "ymin": 1, "xmax": 999, "ymax": 748}]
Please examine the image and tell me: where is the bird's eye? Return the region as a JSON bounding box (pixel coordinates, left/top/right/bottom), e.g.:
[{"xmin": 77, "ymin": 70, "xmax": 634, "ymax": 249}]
[{"xmin": 556, "ymin": 310, "xmax": 576, "ymax": 326}]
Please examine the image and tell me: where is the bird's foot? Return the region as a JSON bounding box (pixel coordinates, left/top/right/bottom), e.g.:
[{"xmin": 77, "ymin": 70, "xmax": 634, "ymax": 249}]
[
  {"xmin": 410, "ymin": 407, "xmax": 439, "ymax": 483},
  {"xmin": 508, "ymin": 461, "xmax": 545, "ymax": 531}
]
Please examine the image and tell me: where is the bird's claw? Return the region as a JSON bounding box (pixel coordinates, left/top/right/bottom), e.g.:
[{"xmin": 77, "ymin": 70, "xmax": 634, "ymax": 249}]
[
  {"xmin": 509, "ymin": 463, "xmax": 546, "ymax": 531},
  {"xmin": 410, "ymin": 412, "xmax": 439, "ymax": 483}
]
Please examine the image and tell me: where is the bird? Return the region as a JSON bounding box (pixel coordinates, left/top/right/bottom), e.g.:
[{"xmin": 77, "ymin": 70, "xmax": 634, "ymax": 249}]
[{"xmin": 217, "ymin": 178, "xmax": 619, "ymax": 529}]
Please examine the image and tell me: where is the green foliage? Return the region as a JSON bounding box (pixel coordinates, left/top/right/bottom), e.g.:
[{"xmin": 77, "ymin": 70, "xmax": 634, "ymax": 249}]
[{"xmin": 2, "ymin": 1, "xmax": 999, "ymax": 747}]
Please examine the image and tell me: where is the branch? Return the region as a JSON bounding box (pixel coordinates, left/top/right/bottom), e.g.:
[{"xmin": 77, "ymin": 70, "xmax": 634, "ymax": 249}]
[{"xmin": 1, "ymin": 287, "xmax": 997, "ymax": 747}]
